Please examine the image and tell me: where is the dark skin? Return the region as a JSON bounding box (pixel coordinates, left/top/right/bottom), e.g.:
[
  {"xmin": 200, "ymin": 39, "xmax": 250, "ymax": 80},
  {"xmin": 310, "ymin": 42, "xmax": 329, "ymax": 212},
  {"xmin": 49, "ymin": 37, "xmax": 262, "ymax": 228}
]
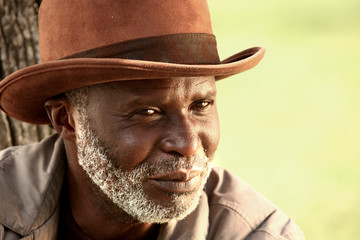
[{"xmin": 44, "ymin": 76, "xmax": 220, "ymax": 240}]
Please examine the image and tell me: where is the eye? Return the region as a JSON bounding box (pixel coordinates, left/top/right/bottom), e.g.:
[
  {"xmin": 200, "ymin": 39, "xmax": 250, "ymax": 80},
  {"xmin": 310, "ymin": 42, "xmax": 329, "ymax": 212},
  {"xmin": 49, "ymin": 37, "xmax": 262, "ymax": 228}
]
[
  {"xmin": 191, "ymin": 100, "xmax": 214, "ymax": 113},
  {"xmin": 194, "ymin": 100, "xmax": 211, "ymax": 108},
  {"xmin": 137, "ymin": 108, "xmax": 157, "ymax": 115},
  {"xmin": 130, "ymin": 107, "xmax": 162, "ymax": 122}
]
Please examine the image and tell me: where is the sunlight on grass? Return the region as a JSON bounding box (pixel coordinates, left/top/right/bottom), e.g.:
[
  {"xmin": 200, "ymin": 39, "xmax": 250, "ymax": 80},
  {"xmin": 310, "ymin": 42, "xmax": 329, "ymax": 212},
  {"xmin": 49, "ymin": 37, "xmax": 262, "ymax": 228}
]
[{"xmin": 208, "ymin": 0, "xmax": 360, "ymax": 239}]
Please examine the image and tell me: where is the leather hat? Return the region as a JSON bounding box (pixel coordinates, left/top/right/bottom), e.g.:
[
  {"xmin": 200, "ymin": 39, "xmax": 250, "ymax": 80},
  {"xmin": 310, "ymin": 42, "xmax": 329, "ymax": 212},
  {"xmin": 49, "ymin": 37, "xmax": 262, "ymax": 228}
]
[{"xmin": 0, "ymin": 0, "xmax": 265, "ymax": 124}]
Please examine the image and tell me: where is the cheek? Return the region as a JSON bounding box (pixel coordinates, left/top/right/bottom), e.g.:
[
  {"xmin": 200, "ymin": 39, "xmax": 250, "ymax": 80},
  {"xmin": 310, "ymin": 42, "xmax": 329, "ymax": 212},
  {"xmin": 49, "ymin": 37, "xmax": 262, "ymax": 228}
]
[
  {"xmin": 201, "ymin": 113, "xmax": 220, "ymax": 158},
  {"xmin": 105, "ymin": 129, "xmax": 158, "ymax": 170},
  {"xmin": 87, "ymin": 116, "xmax": 156, "ymax": 170}
]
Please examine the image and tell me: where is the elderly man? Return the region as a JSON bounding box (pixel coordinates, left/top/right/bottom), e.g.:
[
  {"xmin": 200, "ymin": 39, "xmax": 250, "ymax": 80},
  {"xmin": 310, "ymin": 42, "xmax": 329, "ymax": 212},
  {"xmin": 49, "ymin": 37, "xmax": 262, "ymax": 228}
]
[{"xmin": 0, "ymin": 0, "xmax": 304, "ymax": 239}]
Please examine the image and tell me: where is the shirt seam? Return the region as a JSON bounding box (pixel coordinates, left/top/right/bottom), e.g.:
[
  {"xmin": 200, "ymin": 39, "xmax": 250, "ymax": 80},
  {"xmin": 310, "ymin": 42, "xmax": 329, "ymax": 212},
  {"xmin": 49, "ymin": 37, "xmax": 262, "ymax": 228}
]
[
  {"xmin": 0, "ymin": 146, "xmax": 27, "ymax": 234},
  {"xmin": 209, "ymin": 201, "xmax": 256, "ymax": 231},
  {"xmin": 26, "ymin": 139, "xmax": 66, "ymax": 234},
  {"xmin": 249, "ymin": 229, "xmax": 283, "ymax": 240}
]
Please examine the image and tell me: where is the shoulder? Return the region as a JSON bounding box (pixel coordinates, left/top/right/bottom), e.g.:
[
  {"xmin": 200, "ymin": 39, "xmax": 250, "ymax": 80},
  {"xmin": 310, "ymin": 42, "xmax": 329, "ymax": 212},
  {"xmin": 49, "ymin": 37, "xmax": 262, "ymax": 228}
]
[
  {"xmin": 0, "ymin": 134, "xmax": 65, "ymax": 237},
  {"xmin": 204, "ymin": 166, "xmax": 305, "ymax": 239},
  {"xmin": 0, "ymin": 134, "xmax": 63, "ymax": 164}
]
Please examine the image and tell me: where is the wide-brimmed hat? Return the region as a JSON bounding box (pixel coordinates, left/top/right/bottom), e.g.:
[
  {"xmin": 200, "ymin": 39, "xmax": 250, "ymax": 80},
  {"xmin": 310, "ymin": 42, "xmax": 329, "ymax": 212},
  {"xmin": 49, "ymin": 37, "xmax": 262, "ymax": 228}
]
[{"xmin": 0, "ymin": 0, "xmax": 265, "ymax": 124}]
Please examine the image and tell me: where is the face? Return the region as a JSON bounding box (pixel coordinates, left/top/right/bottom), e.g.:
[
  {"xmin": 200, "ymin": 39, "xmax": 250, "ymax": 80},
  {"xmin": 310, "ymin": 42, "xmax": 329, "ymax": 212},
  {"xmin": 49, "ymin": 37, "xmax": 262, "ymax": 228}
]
[{"xmin": 75, "ymin": 76, "xmax": 220, "ymax": 223}]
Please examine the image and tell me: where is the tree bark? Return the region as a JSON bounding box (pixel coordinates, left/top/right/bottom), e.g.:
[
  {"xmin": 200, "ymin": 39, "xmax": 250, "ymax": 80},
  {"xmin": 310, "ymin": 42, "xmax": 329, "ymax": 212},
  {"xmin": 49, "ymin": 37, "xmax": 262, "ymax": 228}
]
[{"xmin": 0, "ymin": 0, "xmax": 54, "ymax": 150}]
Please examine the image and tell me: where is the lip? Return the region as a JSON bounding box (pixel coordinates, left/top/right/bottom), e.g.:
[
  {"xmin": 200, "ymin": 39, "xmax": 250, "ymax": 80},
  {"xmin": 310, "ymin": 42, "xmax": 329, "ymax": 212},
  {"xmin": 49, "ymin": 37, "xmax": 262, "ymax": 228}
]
[{"xmin": 147, "ymin": 169, "xmax": 202, "ymax": 193}]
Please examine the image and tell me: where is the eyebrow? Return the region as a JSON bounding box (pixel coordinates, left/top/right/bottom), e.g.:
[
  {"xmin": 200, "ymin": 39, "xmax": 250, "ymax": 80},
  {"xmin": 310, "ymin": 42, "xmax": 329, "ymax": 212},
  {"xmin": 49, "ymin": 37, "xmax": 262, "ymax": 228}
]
[
  {"xmin": 200, "ymin": 90, "xmax": 217, "ymax": 98},
  {"xmin": 121, "ymin": 89, "xmax": 217, "ymax": 109}
]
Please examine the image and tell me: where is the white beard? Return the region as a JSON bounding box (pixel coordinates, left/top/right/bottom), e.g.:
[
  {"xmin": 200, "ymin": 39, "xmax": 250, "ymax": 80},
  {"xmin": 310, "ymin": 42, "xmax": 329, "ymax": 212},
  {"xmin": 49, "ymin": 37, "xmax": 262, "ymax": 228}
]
[{"xmin": 76, "ymin": 118, "xmax": 213, "ymax": 223}]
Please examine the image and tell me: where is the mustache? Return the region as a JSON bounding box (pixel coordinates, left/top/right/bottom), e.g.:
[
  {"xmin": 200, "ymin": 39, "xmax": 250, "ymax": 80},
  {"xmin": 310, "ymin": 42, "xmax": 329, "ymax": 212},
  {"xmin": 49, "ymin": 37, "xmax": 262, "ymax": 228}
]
[{"xmin": 133, "ymin": 155, "xmax": 211, "ymax": 177}]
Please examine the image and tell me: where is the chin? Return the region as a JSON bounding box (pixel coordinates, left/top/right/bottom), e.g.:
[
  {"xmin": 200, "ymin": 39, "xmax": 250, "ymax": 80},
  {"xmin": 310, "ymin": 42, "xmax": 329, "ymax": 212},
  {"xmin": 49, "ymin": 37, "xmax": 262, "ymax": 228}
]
[{"xmin": 126, "ymin": 188, "xmax": 204, "ymax": 224}]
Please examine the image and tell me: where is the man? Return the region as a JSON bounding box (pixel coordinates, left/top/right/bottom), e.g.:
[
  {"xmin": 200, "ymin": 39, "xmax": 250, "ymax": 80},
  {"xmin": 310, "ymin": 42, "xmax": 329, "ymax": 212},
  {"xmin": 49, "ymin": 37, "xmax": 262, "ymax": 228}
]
[{"xmin": 0, "ymin": 0, "xmax": 305, "ymax": 239}]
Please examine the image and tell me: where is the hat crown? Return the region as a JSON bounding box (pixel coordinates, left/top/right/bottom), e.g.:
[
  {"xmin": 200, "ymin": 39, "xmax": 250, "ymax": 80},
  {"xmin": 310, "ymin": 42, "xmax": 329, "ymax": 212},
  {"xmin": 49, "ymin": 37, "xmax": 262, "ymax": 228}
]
[{"xmin": 38, "ymin": 0, "xmax": 213, "ymax": 63}]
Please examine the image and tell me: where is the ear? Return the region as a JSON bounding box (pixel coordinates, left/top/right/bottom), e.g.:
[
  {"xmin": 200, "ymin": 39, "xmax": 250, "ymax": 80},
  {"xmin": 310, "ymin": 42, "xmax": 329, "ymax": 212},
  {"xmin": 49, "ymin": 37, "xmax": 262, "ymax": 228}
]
[{"xmin": 44, "ymin": 96, "xmax": 77, "ymax": 142}]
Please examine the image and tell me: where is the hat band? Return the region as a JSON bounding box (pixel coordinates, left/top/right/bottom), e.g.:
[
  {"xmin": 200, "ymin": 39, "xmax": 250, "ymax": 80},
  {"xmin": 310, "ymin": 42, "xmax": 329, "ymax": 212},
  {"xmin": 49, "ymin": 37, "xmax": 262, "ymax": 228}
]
[{"xmin": 62, "ymin": 33, "xmax": 220, "ymax": 64}]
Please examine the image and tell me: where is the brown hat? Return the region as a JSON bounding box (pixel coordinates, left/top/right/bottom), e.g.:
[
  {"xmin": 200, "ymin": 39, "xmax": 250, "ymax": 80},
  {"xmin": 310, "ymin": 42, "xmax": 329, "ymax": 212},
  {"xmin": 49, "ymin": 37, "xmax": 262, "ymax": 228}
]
[{"xmin": 0, "ymin": 0, "xmax": 265, "ymax": 124}]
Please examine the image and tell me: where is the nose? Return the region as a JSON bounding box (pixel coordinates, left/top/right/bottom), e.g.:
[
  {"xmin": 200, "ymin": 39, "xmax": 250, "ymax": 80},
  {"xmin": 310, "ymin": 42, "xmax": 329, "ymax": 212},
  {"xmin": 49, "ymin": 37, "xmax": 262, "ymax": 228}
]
[{"xmin": 160, "ymin": 116, "xmax": 201, "ymax": 157}]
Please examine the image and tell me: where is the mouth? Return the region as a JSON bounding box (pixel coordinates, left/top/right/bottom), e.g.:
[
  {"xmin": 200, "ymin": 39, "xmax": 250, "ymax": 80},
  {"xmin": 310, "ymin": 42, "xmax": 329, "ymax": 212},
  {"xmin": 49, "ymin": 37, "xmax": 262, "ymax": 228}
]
[{"xmin": 147, "ymin": 168, "xmax": 203, "ymax": 194}]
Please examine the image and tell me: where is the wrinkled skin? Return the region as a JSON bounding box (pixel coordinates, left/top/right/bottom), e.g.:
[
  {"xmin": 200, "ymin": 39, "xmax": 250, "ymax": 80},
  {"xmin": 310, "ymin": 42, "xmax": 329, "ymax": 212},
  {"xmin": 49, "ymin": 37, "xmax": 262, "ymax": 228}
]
[{"xmin": 45, "ymin": 76, "xmax": 220, "ymax": 239}]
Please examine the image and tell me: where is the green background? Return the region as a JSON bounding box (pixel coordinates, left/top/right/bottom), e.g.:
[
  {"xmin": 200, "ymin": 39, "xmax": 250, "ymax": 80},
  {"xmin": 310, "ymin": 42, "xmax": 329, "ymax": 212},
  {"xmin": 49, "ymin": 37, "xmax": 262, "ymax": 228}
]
[{"xmin": 208, "ymin": 0, "xmax": 360, "ymax": 239}]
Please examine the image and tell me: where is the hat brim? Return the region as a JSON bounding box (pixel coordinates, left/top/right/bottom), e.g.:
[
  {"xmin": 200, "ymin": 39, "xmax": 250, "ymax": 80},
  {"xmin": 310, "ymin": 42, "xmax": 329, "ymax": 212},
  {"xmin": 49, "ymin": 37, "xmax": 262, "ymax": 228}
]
[{"xmin": 0, "ymin": 46, "xmax": 265, "ymax": 124}]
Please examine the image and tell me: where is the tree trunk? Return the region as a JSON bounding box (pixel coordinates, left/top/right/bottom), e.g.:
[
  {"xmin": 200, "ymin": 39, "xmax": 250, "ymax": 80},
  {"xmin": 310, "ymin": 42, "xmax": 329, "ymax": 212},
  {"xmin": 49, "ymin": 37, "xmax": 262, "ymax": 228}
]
[{"xmin": 0, "ymin": 0, "xmax": 54, "ymax": 150}]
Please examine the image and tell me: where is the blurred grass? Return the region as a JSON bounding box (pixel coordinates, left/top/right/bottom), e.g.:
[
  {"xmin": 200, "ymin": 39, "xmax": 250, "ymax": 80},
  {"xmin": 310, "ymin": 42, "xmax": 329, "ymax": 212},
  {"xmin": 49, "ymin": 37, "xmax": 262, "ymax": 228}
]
[{"xmin": 208, "ymin": 0, "xmax": 360, "ymax": 239}]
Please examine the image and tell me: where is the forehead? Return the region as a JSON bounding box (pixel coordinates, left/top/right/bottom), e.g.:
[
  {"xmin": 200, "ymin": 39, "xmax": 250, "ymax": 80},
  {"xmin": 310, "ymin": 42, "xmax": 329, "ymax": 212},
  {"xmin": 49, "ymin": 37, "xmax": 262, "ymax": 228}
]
[{"xmin": 87, "ymin": 76, "xmax": 216, "ymax": 101}]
